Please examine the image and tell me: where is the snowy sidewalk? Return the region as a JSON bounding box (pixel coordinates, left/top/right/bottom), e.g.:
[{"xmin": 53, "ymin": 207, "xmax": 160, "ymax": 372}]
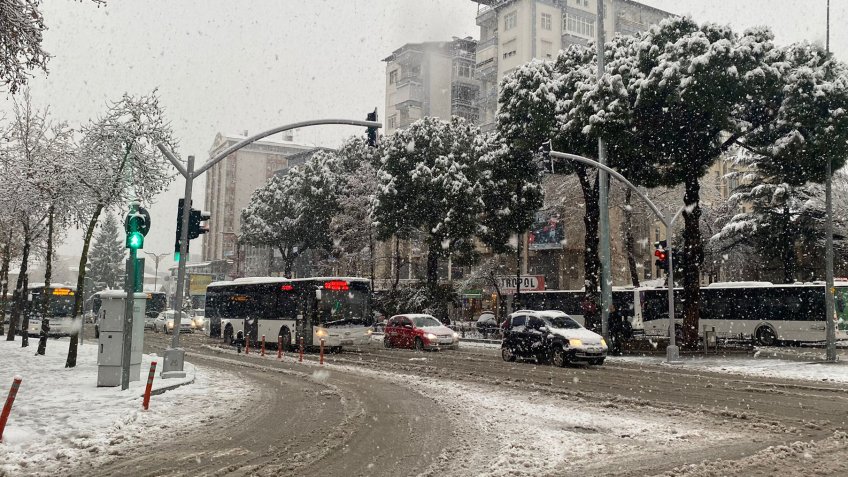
[{"xmin": 0, "ymin": 337, "xmax": 232, "ymax": 476}]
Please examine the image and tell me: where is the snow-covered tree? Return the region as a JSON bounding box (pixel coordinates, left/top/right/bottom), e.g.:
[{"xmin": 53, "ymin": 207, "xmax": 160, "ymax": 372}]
[
  {"xmin": 483, "ymin": 61, "xmax": 548, "ymax": 309},
  {"xmin": 86, "ymin": 213, "xmax": 124, "ymax": 291},
  {"xmin": 0, "ymin": 91, "xmax": 74, "ymax": 346},
  {"xmin": 241, "ymin": 151, "xmax": 340, "ymax": 277},
  {"xmin": 713, "ymin": 41, "xmax": 848, "ymax": 283},
  {"xmin": 65, "ymin": 90, "xmax": 177, "ymax": 368},
  {"xmin": 375, "ymin": 116, "xmax": 483, "ymax": 288},
  {"xmin": 329, "ymin": 137, "xmax": 380, "ymax": 281},
  {"xmin": 0, "ymin": 0, "xmax": 105, "ymax": 94}
]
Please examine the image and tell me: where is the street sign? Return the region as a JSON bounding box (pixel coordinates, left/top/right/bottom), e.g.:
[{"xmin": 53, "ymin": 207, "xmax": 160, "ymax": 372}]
[{"xmin": 496, "ymin": 275, "xmax": 545, "ymax": 293}]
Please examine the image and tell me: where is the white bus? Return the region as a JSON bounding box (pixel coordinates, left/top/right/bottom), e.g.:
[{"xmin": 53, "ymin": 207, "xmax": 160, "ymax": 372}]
[
  {"xmin": 21, "ymin": 285, "xmax": 77, "ymax": 336},
  {"xmin": 521, "ymin": 281, "xmax": 848, "ymax": 346},
  {"xmin": 206, "ymin": 276, "xmax": 373, "ymax": 351}
]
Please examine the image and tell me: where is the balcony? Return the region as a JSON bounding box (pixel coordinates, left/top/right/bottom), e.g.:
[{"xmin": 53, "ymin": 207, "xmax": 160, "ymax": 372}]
[{"xmin": 394, "ymin": 82, "xmax": 424, "ymax": 106}]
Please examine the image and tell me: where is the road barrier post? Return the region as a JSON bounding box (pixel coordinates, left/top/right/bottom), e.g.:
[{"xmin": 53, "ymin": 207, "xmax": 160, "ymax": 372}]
[
  {"xmin": 261, "ymin": 335, "xmax": 266, "ymax": 357},
  {"xmin": 143, "ymin": 361, "xmax": 157, "ymax": 410},
  {"xmin": 299, "ymin": 337, "xmax": 304, "ymax": 363},
  {"xmin": 0, "ymin": 376, "xmax": 22, "ymax": 442},
  {"xmin": 320, "ymin": 338, "xmax": 325, "ymax": 365},
  {"xmin": 245, "ymin": 335, "xmax": 250, "ymax": 355},
  {"xmin": 277, "ymin": 335, "xmax": 283, "ymax": 359}
]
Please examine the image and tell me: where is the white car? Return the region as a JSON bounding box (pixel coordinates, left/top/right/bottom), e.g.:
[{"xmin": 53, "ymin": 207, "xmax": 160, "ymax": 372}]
[{"xmin": 153, "ymin": 310, "xmax": 195, "ymax": 334}]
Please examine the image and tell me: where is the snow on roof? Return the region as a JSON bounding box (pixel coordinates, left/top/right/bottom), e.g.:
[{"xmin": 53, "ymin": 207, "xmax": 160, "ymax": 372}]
[{"xmin": 208, "ymin": 277, "xmax": 370, "ymax": 287}]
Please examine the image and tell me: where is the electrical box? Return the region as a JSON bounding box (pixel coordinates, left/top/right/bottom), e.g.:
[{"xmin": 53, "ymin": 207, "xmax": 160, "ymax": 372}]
[{"xmin": 96, "ymin": 291, "xmax": 146, "ymax": 387}]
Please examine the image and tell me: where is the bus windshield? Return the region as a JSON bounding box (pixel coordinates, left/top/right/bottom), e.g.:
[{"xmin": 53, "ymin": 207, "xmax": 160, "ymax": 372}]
[
  {"xmin": 29, "ymin": 288, "xmax": 75, "ymax": 318},
  {"xmin": 319, "ymin": 287, "xmax": 371, "ymax": 327}
]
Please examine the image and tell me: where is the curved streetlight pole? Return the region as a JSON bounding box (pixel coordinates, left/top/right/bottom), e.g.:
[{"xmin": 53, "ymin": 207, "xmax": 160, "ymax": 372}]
[
  {"xmin": 143, "ymin": 251, "xmax": 169, "ymax": 291},
  {"xmin": 156, "ymin": 118, "xmax": 381, "ymax": 378},
  {"xmin": 550, "ymin": 150, "xmax": 683, "ymax": 363}
]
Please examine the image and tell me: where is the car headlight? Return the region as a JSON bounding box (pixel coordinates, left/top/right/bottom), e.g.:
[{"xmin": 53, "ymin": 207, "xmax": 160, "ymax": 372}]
[
  {"xmin": 568, "ymin": 338, "xmax": 583, "ymax": 348},
  {"xmin": 316, "ymin": 328, "xmax": 328, "ymax": 337},
  {"xmin": 426, "ymin": 333, "xmax": 437, "ymax": 341},
  {"xmin": 168, "ymin": 322, "xmax": 174, "ymax": 328},
  {"xmin": 452, "ymin": 332, "xmax": 459, "ymax": 339},
  {"xmin": 600, "ymin": 338, "xmax": 608, "ymax": 348},
  {"xmin": 366, "ymin": 329, "xmax": 373, "ymax": 335}
]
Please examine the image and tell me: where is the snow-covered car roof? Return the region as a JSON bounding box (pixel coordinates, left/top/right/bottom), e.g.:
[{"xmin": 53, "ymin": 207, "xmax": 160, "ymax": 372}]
[{"xmin": 390, "ymin": 313, "xmax": 437, "ymax": 319}]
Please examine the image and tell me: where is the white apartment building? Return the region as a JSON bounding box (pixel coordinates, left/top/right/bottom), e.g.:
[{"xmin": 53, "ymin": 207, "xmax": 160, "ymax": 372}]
[
  {"xmin": 383, "ymin": 37, "xmax": 480, "ymax": 135},
  {"xmin": 202, "ymin": 131, "xmax": 315, "ymax": 262},
  {"xmin": 473, "ymin": 0, "xmax": 672, "ymax": 128}
]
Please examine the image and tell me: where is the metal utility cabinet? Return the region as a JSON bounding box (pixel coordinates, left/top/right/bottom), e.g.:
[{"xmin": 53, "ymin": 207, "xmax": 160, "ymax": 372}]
[{"xmin": 97, "ymin": 291, "xmax": 146, "ymax": 387}]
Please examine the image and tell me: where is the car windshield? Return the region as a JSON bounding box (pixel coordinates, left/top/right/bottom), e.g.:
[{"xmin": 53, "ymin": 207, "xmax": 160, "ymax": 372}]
[
  {"xmin": 412, "ymin": 316, "xmax": 442, "ymax": 327},
  {"xmin": 543, "ymin": 316, "xmax": 581, "ymax": 329}
]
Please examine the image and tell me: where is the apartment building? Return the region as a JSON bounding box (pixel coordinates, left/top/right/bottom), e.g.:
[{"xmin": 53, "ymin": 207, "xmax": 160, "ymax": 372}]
[
  {"xmin": 202, "ymin": 131, "xmax": 315, "ymax": 263},
  {"xmin": 383, "ymin": 37, "xmax": 480, "ymax": 135},
  {"xmin": 473, "ymin": 0, "xmax": 672, "ymax": 128}
]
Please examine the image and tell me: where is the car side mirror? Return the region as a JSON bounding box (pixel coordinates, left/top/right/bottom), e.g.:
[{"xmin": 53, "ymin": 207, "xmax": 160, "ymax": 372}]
[
  {"xmin": 404, "ymin": 324, "xmax": 413, "ymax": 329},
  {"xmin": 540, "ymin": 326, "xmax": 549, "ymax": 333}
]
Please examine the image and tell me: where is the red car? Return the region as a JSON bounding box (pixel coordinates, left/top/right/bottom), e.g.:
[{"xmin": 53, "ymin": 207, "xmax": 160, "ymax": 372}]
[{"xmin": 383, "ymin": 314, "xmax": 459, "ymax": 351}]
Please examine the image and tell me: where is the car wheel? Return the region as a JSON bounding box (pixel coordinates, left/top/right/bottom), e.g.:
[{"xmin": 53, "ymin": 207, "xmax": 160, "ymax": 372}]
[
  {"xmin": 414, "ymin": 337, "xmax": 425, "ymax": 352},
  {"xmin": 153, "ymin": 324, "xmax": 158, "ymax": 333},
  {"xmin": 223, "ymin": 325, "xmax": 233, "ymax": 345},
  {"xmin": 755, "ymin": 326, "xmax": 777, "ymax": 347},
  {"xmin": 590, "ymin": 358, "xmax": 605, "ymax": 366},
  {"xmin": 383, "ymin": 336, "xmax": 392, "ymax": 348},
  {"xmin": 552, "ymin": 346, "xmax": 567, "ymax": 367},
  {"xmin": 501, "ymin": 346, "xmax": 516, "ymax": 362}
]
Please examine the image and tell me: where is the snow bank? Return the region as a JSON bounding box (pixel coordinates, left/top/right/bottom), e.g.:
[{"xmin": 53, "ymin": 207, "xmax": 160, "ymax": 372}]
[{"xmin": 0, "ymin": 338, "xmax": 239, "ymax": 476}]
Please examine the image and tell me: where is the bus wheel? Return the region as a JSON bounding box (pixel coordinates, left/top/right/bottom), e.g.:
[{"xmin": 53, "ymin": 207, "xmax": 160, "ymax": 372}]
[
  {"xmin": 280, "ymin": 327, "xmax": 292, "ymax": 350},
  {"xmin": 223, "ymin": 325, "xmax": 233, "ymax": 345},
  {"xmin": 755, "ymin": 326, "xmax": 777, "ymax": 347}
]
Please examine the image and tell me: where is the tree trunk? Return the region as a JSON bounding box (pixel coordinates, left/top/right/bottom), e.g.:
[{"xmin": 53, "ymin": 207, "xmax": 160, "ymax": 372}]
[
  {"xmin": 426, "ymin": 245, "xmax": 439, "ymax": 289},
  {"xmin": 7, "ymin": 232, "xmax": 31, "ymax": 344},
  {"xmin": 623, "ymin": 189, "xmax": 641, "ymax": 287},
  {"xmin": 681, "ymin": 173, "xmax": 703, "ymax": 349},
  {"xmin": 577, "ymin": 166, "xmax": 601, "ymax": 333},
  {"xmin": 0, "ymin": 232, "xmax": 11, "ymax": 336},
  {"xmin": 780, "ymin": 201, "xmax": 796, "ymax": 284},
  {"xmin": 65, "ymin": 204, "xmax": 104, "ymax": 368},
  {"xmin": 37, "ymin": 203, "xmax": 55, "ymax": 356},
  {"xmin": 282, "ymin": 248, "xmax": 294, "ymax": 279},
  {"xmin": 514, "ymin": 235, "xmax": 522, "ymax": 310}
]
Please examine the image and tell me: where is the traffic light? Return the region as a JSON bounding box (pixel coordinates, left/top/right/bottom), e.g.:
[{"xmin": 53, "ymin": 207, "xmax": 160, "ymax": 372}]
[
  {"xmin": 174, "ymin": 199, "xmax": 186, "ymax": 261},
  {"xmin": 188, "ymin": 208, "xmax": 211, "ymax": 240},
  {"xmin": 654, "ymin": 240, "xmax": 669, "ymax": 273},
  {"xmin": 366, "ymin": 108, "xmax": 378, "ymax": 147},
  {"xmin": 539, "ymin": 140, "xmax": 552, "ymax": 173},
  {"xmin": 125, "ymin": 204, "xmax": 150, "ymax": 250}
]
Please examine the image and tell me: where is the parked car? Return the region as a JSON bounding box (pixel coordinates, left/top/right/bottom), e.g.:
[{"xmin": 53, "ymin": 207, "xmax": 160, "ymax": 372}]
[
  {"xmin": 501, "ymin": 310, "xmax": 607, "ymax": 366},
  {"xmin": 190, "ymin": 309, "xmax": 206, "ymax": 332},
  {"xmin": 143, "ymin": 313, "xmax": 157, "ymax": 330},
  {"xmin": 384, "ymin": 314, "xmax": 459, "ymax": 351},
  {"xmin": 153, "ymin": 310, "xmax": 194, "ymax": 334},
  {"xmin": 475, "ymin": 311, "xmax": 499, "ymax": 337}
]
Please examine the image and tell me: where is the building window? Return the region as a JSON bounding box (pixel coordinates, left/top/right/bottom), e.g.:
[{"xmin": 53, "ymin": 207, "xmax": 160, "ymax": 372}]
[
  {"xmin": 504, "ymin": 11, "xmax": 517, "ymax": 31},
  {"xmin": 388, "ymin": 115, "xmax": 397, "ymax": 130},
  {"xmin": 563, "ymin": 12, "xmax": 595, "ymax": 38},
  {"xmin": 541, "ymin": 40, "xmax": 553, "ymax": 59},
  {"xmin": 541, "ymin": 13, "xmax": 552, "ymax": 30},
  {"xmin": 389, "ymin": 69, "xmax": 398, "ymax": 85},
  {"xmin": 455, "ymin": 62, "xmax": 473, "ymax": 78}
]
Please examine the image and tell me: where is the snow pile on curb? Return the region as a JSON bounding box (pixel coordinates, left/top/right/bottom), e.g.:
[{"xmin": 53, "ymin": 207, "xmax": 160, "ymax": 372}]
[
  {"xmin": 619, "ymin": 355, "xmax": 848, "ymax": 384},
  {"xmin": 0, "ymin": 338, "xmax": 234, "ymax": 476}
]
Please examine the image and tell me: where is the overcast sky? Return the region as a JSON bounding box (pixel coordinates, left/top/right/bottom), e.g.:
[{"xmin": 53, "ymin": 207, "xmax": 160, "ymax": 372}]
[{"xmin": 1, "ymin": 0, "xmax": 843, "ymax": 266}]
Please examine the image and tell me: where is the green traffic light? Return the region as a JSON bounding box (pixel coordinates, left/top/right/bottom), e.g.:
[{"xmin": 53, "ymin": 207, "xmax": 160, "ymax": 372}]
[{"xmin": 128, "ymin": 231, "xmax": 144, "ymax": 250}]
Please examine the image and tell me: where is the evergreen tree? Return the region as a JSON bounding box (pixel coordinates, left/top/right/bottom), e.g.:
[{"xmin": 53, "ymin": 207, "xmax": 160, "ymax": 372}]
[{"xmin": 86, "ymin": 213, "xmax": 124, "ymax": 291}]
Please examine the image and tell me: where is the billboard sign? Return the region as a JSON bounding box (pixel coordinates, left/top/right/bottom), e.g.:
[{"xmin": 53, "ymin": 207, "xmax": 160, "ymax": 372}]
[{"xmin": 528, "ymin": 212, "xmax": 564, "ymax": 250}]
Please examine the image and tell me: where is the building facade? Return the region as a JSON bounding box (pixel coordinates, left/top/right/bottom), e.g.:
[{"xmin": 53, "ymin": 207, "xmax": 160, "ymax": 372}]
[
  {"xmin": 383, "ymin": 37, "xmax": 480, "ymax": 135},
  {"xmin": 202, "ymin": 131, "xmax": 315, "ymax": 263},
  {"xmin": 473, "ymin": 0, "xmax": 672, "ymax": 129}
]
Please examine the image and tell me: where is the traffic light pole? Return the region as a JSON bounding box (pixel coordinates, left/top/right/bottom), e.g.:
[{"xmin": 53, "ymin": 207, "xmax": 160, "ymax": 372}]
[
  {"xmin": 549, "ymin": 150, "xmax": 684, "ymax": 363},
  {"xmin": 120, "ymin": 244, "xmax": 137, "ymax": 390},
  {"xmin": 157, "ymin": 118, "xmax": 381, "ymax": 377}
]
